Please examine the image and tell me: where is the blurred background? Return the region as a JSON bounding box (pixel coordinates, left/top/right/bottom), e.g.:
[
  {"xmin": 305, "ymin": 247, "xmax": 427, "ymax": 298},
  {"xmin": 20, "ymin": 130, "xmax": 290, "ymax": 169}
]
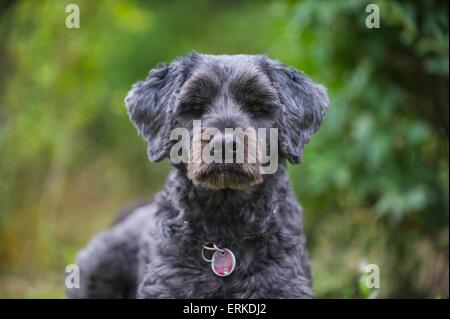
[{"xmin": 0, "ymin": 0, "xmax": 448, "ymax": 298}]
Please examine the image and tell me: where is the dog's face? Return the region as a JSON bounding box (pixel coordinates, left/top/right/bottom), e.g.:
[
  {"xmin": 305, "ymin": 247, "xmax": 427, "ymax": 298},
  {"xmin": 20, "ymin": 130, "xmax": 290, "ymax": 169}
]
[{"xmin": 125, "ymin": 53, "xmax": 328, "ymax": 190}]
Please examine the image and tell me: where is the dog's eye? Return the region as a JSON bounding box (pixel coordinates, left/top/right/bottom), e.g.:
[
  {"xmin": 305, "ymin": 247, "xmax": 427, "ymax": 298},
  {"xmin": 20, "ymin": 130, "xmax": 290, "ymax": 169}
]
[
  {"xmin": 191, "ymin": 104, "xmax": 203, "ymax": 113},
  {"xmin": 250, "ymin": 105, "xmax": 262, "ymax": 114}
]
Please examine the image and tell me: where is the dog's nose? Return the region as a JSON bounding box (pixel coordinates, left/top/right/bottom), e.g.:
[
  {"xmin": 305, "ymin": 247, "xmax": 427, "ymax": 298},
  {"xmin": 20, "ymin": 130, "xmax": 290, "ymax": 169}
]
[{"xmin": 209, "ymin": 134, "xmax": 239, "ymax": 161}]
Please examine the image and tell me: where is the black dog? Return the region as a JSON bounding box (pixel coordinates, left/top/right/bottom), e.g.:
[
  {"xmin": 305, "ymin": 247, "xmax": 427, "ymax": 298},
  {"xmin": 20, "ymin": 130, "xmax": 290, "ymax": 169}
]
[{"xmin": 67, "ymin": 52, "xmax": 328, "ymax": 298}]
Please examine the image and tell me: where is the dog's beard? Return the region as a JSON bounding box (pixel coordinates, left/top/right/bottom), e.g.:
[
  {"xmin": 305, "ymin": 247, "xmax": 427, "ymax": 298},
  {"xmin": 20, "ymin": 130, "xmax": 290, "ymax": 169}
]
[{"xmin": 187, "ymin": 130, "xmax": 263, "ymax": 190}]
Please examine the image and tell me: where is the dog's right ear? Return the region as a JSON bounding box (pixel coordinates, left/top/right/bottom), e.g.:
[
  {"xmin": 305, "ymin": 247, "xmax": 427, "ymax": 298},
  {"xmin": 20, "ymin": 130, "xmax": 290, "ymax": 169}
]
[{"xmin": 125, "ymin": 58, "xmax": 190, "ymax": 162}]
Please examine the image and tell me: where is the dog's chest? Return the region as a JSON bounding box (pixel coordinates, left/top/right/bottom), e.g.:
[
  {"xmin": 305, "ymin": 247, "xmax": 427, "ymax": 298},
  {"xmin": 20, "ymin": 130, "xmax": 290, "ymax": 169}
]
[{"xmin": 137, "ymin": 236, "xmax": 300, "ymax": 298}]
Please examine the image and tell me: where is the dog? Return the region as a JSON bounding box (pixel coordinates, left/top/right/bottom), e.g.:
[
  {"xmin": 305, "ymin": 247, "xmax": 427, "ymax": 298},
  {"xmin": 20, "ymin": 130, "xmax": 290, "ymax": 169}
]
[{"xmin": 67, "ymin": 52, "xmax": 328, "ymax": 298}]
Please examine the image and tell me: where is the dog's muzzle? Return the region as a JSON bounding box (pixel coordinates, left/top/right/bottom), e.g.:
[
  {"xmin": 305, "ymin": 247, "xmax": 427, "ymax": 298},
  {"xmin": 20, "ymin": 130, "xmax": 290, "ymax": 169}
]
[
  {"xmin": 187, "ymin": 130, "xmax": 263, "ymax": 190},
  {"xmin": 208, "ymin": 133, "xmax": 240, "ymax": 162}
]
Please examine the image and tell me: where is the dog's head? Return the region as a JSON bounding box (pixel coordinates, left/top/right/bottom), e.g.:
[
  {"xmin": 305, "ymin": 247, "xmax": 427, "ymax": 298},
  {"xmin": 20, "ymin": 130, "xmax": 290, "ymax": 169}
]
[{"xmin": 125, "ymin": 53, "xmax": 328, "ymax": 190}]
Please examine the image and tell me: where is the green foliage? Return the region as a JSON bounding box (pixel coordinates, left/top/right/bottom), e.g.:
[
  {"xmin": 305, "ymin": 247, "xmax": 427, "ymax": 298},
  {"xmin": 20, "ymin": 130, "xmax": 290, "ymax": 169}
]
[
  {"xmin": 274, "ymin": 0, "xmax": 449, "ymax": 297},
  {"xmin": 0, "ymin": 0, "xmax": 448, "ymax": 298}
]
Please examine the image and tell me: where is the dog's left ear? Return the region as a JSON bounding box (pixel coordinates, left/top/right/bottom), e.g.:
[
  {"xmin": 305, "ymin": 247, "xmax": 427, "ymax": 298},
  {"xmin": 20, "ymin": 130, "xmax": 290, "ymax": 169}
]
[
  {"xmin": 264, "ymin": 59, "xmax": 329, "ymax": 164},
  {"xmin": 125, "ymin": 58, "xmax": 188, "ymax": 162}
]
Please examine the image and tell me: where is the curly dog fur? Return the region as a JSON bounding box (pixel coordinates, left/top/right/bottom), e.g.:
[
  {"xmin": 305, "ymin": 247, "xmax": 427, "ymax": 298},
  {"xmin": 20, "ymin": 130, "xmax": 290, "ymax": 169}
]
[{"xmin": 67, "ymin": 52, "xmax": 328, "ymax": 298}]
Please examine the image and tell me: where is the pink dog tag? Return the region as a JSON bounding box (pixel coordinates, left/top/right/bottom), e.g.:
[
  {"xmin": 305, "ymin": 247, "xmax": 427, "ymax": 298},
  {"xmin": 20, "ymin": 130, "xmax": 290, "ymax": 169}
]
[{"xmin": 211, "ymin": 248, "xmax": 236, "ymax": 277}]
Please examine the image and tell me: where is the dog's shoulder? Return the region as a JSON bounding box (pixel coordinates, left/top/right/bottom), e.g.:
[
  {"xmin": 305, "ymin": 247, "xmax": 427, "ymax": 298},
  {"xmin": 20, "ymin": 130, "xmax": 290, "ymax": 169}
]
[
  {"xmin": 103, "ymin": 201, "xmax": 160, "ymax": 244},
  {"xmin": 112, "ymin": 201, "xmax": 153, "ymax": 226}
]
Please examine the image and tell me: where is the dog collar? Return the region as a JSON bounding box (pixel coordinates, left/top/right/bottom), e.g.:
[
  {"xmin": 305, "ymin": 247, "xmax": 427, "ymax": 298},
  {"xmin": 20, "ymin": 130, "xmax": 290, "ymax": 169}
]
[{"xmin": 201, "ymin": 243, "xmax": 236, "ymax": 277}]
